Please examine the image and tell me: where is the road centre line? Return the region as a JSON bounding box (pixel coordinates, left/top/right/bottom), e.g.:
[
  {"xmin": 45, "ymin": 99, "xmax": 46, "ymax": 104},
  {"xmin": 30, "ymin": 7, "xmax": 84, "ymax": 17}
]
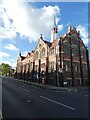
[
  {"xmin": 40, "ymin": 95, "xmax": 75, "ymax": 111},
  {"xmin": 21, "ymin": 88, "xmax": 31, "ymax": 93},
  {"xmin": 84, "ymin": 95, "xmax": 90, "ymax": 97}
]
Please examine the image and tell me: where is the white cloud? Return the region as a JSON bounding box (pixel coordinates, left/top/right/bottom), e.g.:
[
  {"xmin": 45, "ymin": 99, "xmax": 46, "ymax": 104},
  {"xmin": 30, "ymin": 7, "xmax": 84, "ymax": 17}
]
[
  {"xmin": 1, "ymin": 0, "xmax": 62, "ymax": 42},
  {"xmin": 22, "ymin": 51, "xmax": 28, "ymax": 56},
  {"xmin": 58, "ymin": 24, "xmax": 64, "ymax": 31},
  {"xmin": 0, "ymin": 52, "xmax": 10, "ymax": 58},
  {"xmin": 76, "ymin": 25, "xmax": 88, "ymax": 45},
  {"xmin": 0, "ymin": 26, "xmax": 16, "ymax": 39},
  {"xmin": 0, "ymin": 5, "xmax": 16, "ymax": 39},
  {"xmin": 4, "ymin": 44, "xmax": 19, "ymax": 51}
]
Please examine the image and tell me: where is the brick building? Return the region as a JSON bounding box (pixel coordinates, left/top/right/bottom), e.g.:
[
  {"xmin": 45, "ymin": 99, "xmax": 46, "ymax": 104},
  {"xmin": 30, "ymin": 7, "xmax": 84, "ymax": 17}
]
[{"xmin": 16, "ymin": 18, "xmax": 89, "ymax": 87}]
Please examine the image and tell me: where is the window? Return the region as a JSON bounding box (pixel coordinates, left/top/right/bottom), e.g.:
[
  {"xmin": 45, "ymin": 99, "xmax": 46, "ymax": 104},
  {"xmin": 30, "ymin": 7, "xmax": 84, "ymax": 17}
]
[
  {"xmin": 71, "ymin": 34, "xmax": 78, "ymax": 46},
  {"xmin": 30, "ymin": 62, "xmax": 33, "ymax": 71},
  {"xmin": 49, "ymin": 61, "xmax": 55, "ymax": 72},
  {"xmin": 41, "ymin": 63, "xmax": 45, "ymax": 68},
  {"xmin": 72, "ymin": 47, "xmax": 79, "ymax": 57},
  {"xmin": 63, "ymin": 42, "xmax": 70, "ymax": 55},
  {"xmin": 74, "ymin": 62, "xmax": 80, "ymax": 72},
  {"xmin": 35, "ymin": 51, "xmax": 39, "ymax": 60},
  {"xmin": 26, "ymin": 64, "xmax": 29, "ymax": 72},
  {"xmin": 41, "ymin": 47, "xmax": 45, "ymax": 56},
  {"xmin": 39, "ymin": 44, "xmax": 42, "ymax": 49},
  {"xmin": 49, "ymin": 48, "xmax": 55, "ymax": 55},
  {"xmin": 82, "ymin": 64, "xmax": 87, "ymax": 72},
  {"xmin": 22, "ymin": 66, "xmax": 24, "ymax": 73},
  {"xmin": 64, "ymin": 60, "xmax": 71, "ymax": 72},
  {"xmin": 81, "ymin": 47, "xmax": 86, "ymax": 59}
]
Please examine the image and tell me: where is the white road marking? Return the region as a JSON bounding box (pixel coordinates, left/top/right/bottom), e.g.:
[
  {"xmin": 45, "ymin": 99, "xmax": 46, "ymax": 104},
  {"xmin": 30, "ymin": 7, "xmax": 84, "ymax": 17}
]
[
  {"xmin": 56, "ymin": 91, "xmax": 65, "ymax": 93},
  {"xmin": 26, "ymin": 100, "xmax": 31, "ymax": 103},
  {"xmin": 22, "ymin": 88, "xmax": 31, "ymax": 93},
  {"xmin": 40, "ymin": 95, "xmax": 75, "ymax": 111},
  {"xmin": 84, "ymin": 95, "xmax": 90, "ymax": 97}
]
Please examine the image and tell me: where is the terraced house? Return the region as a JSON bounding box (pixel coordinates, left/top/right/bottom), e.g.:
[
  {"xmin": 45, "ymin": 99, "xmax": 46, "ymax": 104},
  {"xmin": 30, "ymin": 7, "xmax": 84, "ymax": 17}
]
[{"xmin": 16, "ymin": 17, "xmax": 89, "ymax": 87}]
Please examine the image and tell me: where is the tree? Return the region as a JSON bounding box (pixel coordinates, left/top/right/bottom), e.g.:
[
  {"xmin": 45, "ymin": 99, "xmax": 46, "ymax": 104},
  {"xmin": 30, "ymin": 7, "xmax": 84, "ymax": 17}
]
[{"xmin": 0, "ymin": 63, "xmax": 11, "ymax": 76}]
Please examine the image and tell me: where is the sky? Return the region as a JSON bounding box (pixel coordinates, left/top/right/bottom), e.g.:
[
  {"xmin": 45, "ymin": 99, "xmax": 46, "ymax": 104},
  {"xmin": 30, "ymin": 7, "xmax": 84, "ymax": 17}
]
[{"xmin": 0, "ymin": 0, "xmax": 89, "ymax": 68}]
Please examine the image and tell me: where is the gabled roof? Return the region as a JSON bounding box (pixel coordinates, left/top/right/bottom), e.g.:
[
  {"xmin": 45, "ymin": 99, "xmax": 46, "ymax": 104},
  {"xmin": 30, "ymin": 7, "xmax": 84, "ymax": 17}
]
[
  {"xmin": 49, "ymin": 40, "xmax": 57, "ymax": 49},
  {"xmin": 21, "ymin": 56, "xmax": 25, "ymax": 60},
  {"xmin": 43, "ymin": 40, "xmax": 51, "ymax": 47}
]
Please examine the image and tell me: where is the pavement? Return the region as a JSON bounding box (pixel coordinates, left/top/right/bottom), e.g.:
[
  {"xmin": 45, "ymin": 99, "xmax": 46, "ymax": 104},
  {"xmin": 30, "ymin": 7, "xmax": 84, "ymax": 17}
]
[{"xmin": 14, "ymin": 77, "xmax": 90, "ymax": 93}]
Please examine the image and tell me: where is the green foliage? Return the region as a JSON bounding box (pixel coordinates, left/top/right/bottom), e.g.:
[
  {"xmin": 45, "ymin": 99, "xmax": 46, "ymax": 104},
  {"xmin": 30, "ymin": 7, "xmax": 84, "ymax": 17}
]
[{"xmin": 0, "ymin": 63, "xmax": 11, "ymax": 76}]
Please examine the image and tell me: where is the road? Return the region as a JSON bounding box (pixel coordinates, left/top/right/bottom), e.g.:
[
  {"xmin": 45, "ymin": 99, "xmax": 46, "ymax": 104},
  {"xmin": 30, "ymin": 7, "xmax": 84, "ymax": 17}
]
[{"xmin": 0, "ymin": 77, "xmax": 89, "ymax": 119}]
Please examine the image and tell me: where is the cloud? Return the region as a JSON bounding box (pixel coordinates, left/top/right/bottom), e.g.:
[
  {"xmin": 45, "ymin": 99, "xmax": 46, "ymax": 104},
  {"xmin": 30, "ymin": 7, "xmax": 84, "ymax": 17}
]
[
  {"xmin": 76, "ymin": 25, "xmax": 88, "ymax": 45},
  {"xmin": 0, "ymin": 5, "xmax": 16, "ymax": 39},
  {"xmin": 22, "ymin": 51, "xmax": 28, "ymax": 56},
  {"xmin": 4, "ymin": 44, "xmax": 19, "ymax": 51},
  {"xmin": 58, "ymin": 24, "xmax": 64, "ymax": 31},
  {"xmin": 1, "ymin": 0, "xmax": 62, "ymax": 42},
  {"xmin": 0, "ymin": 52, "xmax": 10, "ymax": 58}
]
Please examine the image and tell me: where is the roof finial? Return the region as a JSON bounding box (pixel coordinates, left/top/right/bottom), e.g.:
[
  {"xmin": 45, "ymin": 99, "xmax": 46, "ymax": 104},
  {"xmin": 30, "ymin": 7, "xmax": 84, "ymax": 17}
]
[
  {"xmin": 40, "ymin": 34, "xmax": 43, "ymax": 39},
  {"xmin": 19, "ymin": 52, "xmax": 21, "ymax": 56}
]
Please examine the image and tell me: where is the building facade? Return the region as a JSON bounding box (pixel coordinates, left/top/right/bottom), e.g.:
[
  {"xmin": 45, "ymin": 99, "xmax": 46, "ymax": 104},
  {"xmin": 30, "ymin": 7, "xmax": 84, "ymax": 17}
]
[{"xmin": 16, "ymin": 23, "xmax": 89, "ymax": 87}]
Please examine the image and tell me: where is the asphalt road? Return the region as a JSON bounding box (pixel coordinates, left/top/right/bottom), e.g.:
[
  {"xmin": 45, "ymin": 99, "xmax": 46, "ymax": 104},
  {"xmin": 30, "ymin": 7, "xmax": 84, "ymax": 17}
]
[{"xmin": 0, "ymin": 77, "xmax": 89, "ymax": 119}]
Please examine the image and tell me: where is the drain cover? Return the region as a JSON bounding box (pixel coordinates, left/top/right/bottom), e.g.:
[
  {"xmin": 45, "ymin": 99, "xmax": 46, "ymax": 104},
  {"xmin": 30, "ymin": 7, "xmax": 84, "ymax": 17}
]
[{"xmin": 26, "ymin": 99, "xmax": 31, "ymax": 103}]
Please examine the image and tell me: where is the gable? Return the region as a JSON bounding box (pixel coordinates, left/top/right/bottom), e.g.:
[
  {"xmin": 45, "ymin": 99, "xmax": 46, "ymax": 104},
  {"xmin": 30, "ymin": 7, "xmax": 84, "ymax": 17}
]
[{"xmin": 34, "ymin": 38, "xmax": 48, "ymax": 53}]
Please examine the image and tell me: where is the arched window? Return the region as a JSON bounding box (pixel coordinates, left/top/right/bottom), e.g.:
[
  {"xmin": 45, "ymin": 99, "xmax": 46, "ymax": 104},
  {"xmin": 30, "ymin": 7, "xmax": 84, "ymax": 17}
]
[
  {"xmin": 72, "ymin": 46, "xmax": 79, "ymax": 57},
  {"xmin": 81, "ymin": 46, "xmax": 86, "ymax": 59},
  {"xmin": 71, "ymin": 34, "xmax": 78, "ymax": 46},
  {"xmin": 63, "ymin": 42, "xmax": 70, "ymax": 55},
  {"xmin": 49, "ymin": 48, "xmax": 55, "ymax": 55},
  {"xmin": 35, "ymin": 51, "xmax": 39, "ymax": 60},
  {"xmin": 41, "ymin": 47, "xmax": 45, "ymax": 56},
  {"xmin": 30, "ymin": 62, "xmax": 33, "ymax": 71},
  {"xmin": 64, "ymin": 60, "xmax": 71, "ymax": 72}
]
